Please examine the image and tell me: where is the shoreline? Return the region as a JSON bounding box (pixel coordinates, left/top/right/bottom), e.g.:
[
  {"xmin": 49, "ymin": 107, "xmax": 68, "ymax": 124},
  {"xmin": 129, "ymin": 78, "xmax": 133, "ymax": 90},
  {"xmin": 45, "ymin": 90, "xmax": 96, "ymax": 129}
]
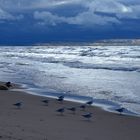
[
  {"xmin": 0, "ymin": 45, "xmax": 140, "ymax": 117},
  {"xmin": 3, "ymin": 82, "xmax": 140, "ymax": 117},
  {"xmin": 11, "ymin": 83, "xmax": 140, "ymax": 117},
  {"xmin": 1, "ymin": 81, "xmax": 139, "ymax": 117},
  {"xmin": 0, "ymin": 82, "xmax": 140, "ymax": 140}
]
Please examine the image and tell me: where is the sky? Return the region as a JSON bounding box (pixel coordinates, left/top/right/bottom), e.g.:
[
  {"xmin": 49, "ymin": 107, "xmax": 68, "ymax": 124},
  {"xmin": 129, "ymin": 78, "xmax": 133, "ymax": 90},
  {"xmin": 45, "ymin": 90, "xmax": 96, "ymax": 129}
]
[{"xmin": 0, "ymin": 0, "xmax": 140, "ymax": 45}]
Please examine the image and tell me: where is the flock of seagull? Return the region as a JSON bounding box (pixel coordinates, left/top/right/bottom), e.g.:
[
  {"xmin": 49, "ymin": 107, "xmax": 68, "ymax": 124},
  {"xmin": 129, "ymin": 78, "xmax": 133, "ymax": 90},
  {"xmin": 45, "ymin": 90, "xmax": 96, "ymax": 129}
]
[
  {"xmin": 54, "ymin": 96, "xmax": 94, "ymax": 120},
  {"xmin": 13, "ymin": 95, "xmax": 125, "ymax": 121},
  {"xmin": 2, "ymin": 82, "xmax": 125, "ymax": 119}
]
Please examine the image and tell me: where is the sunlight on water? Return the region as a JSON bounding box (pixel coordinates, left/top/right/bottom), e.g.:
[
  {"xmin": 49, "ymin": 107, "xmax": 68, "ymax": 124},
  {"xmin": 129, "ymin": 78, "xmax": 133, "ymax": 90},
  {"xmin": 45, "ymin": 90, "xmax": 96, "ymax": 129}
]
[{"xmin": 0, "ymin": 45, "xmax": 140, "ymax": 115}]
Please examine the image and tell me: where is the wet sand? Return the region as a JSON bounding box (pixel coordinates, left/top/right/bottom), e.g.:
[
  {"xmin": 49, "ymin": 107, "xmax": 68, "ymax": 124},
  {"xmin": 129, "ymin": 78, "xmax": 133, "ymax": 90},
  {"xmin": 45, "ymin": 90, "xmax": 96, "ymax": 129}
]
[{"xmin": 0, "ymin": 82, "xmax": 140, "ymax": 140}]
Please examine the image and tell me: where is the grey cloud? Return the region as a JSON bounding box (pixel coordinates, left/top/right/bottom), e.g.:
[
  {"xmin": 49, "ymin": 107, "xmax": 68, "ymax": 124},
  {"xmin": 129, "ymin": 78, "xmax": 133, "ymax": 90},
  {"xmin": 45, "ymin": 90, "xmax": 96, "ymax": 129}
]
[
  {"xmin": 0, "ymin": 8, "xmax": 15, "ymax": 20},
  {"xmin": 0, "ymin": 8, "xmax": 24, "ymax": 21},
  {"xmin": 130, "ymin": 5, "xmax": 140, "ymax": 18},
  {"xmin": 0, "ymin": 0, "xmax": 140, "ymax": 25},
  {"xmin": 0, "ymin": 0, "xmax": 82, "ymax": 10},
  {"xmin": 0, "ymin": 0, "xmax": 140, "ymax": 9},
  {"xmin": 34, "ymin": 11, "xmax": 66, "ymax": 26},
  {"xmin": 34, "ymin": 0, "xmax": 133, "ymax": 26},
  {"xmin": 114, "ymin": 5, "xmax": 140, "ymax": 19},
  {"xmin": 34, "ymin": 10, "xmax": 120, "ymax": 26},
  {"xmin": 34, "ymin": 0, "xmax": 140, "ymax": 26}
]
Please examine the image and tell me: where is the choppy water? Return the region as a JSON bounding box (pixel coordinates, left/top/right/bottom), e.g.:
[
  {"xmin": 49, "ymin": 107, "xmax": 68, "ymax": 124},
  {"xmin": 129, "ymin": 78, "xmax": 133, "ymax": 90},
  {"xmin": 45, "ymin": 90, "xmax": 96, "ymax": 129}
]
[{"xmin": 0, "ymin": 45, "xmax": 140, "ymax": 115}]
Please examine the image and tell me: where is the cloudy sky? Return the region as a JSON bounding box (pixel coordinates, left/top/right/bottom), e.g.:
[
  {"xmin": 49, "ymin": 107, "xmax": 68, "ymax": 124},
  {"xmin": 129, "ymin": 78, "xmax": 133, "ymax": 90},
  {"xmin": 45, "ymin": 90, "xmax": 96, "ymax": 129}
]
[{"xmin": 0, "ymin": 0, "xmax": 140, "ymax": 45}]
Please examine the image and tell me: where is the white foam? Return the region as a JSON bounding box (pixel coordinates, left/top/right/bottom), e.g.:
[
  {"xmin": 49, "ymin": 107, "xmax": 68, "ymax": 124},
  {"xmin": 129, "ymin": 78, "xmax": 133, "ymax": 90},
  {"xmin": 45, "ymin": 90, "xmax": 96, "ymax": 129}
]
[{"xmin": 0, "ymin": 45, "xmax": 140, "ymax": 114}]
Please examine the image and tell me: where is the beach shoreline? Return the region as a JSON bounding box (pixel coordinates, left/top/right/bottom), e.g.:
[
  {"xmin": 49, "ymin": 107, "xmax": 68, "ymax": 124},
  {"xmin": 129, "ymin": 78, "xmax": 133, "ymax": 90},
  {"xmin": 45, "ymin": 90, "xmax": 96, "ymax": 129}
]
[
  {"xmin": 0, "ymin": 45, "xmax": 140, "ymax": 116},
  {"xmin": 0, "ymin": 82, "xmax": 140, "ymax": 140},
  {"xmin": 8, "ymin": 81, "xmax": 139, "ymax": 117},
  {"xmin": 1, "ymin": 81, "xmax": 140, "ymax": 117}
]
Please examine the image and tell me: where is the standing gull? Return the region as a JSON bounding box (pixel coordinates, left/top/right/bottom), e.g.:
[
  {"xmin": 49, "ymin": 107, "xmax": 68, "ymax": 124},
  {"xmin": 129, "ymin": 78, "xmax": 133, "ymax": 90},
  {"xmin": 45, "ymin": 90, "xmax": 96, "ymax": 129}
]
[
  {"xmin": 79, "ymin": 104, "xmax": 86, "ymax": 111},
  {"xmin": 115, "ymin": 107, "xmax": 125, "ymax": 115},
  {"xmin": 58, "ymin": 95, "xmax": 64, "ymax": 99},
  {"xmin": 5, "ymin": 82, "xmax": 12, "ymax": 88},
  {"xmin": 57, "ymin": 95, "xmax": 64, "ymax": 103},
  {"xmin": 13, "ymin": 102, "xmax": 22, "ymax": 109},
  {"xmin": 82, "ymin": 113, "xmax": 92, "ymax": 121},
  {"xmin": 41, "ymin": 99, "xmax": 49, "ymax": 106},
  {"xmin": 67, "ymin": 107, "xmax": 76, "ymax": 114},
  {"xmin": 86, "ymin": 100, "xmax": 93, "ymax": 105},
  {"xmin": 56, "ymin": 108, "xmax": 65, "ymax": 115}
]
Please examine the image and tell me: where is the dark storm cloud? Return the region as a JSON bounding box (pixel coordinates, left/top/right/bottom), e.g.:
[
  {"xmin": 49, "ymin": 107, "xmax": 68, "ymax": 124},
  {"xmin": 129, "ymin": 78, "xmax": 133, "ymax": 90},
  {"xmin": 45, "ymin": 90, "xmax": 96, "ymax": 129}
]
[
  {"xmin": 0, "ymin": 0, "xmax": 140, "ymax": 25},
  {"xmin": 0, "ymin": 0, "xmax": 140, "ymax": 45}
]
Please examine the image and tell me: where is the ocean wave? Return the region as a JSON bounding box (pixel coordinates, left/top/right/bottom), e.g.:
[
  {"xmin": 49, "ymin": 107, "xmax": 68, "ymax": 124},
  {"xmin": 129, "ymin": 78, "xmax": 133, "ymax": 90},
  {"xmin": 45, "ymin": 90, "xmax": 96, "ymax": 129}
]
[
  {"xmin": 15, "ymin": 62, "xmax": 30, "ymax": 66},
  {"xmin": 97, "ymin": 90, "xmax": 140, "ymax": 105},
  {"xmin": 63, "ymin": 61, "xmax": 140, "ymax": 72},
  {"xmin": 113, "ymin": 95, "xmax": 140, "ymax": 104},
  {"xmin": 121, "ymin": 55, "xmax": 140, "ymax": 59},
  {"xmin": 79, "ymin": 50, "xmax": 140, "ymax": 59},
  {"xmin": 0, "ymin": 45, "xmax": 140, "ymax": 115},
  {"xmin": 0, "ymin": 62, "xmax": 11, "ymax": 68},
  {"xmin": 79, "ymin": 49, "xmax": 111, "ymax": 57}
]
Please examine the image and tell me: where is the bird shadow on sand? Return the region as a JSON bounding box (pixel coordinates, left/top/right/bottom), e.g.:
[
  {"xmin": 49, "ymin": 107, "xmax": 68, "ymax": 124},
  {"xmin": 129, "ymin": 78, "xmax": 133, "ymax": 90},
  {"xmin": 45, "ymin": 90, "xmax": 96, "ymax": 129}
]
[
  {"xmin": 116, "ymin": 113, "xmax": 127, "ymax": 117},
  {"xmin": 55, "ymin": 114, "xmax": 65, "ymax": 117},
  {"xmin": 12, "ymin": 107, "xmax": 22, "ymax": 110},
  {"xmin": 80, "ymin": 119, "xmax": 93, "ymax": 123}
]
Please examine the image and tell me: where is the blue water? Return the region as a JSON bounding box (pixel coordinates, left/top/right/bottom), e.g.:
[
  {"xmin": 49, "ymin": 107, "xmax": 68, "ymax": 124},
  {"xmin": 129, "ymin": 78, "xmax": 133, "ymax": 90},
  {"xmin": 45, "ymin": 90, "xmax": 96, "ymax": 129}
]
[{"xmin": 0, "ymin": 45, "xmax": 140, "ymax": 116}]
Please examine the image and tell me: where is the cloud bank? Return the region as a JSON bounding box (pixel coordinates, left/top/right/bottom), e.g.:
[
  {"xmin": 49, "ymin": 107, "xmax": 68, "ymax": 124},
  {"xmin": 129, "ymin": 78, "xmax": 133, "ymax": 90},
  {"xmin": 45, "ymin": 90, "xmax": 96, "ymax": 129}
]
[
  {"xmin": 33, "ymin": 0, "xmax": 140, "ymax": 26},
  {"xmin": 0, "ymin": 0, "xmax": 140, "ymax": 26},
  {"xmin": 0, "ymin": 0, "xmax": 140, "ymax": 45},
  {"xmin": 0, "ymin": 8, "xmax": 14, "ymax": 20}
]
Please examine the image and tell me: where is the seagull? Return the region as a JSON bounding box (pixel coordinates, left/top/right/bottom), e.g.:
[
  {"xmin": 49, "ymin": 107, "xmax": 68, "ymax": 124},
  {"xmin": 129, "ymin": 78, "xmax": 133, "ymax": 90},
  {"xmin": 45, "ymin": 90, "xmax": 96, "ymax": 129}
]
[
  {"xmin": 58, "ymin": 95, "xmax": 64, "ymax": 99},
  {"xmin": 5, "ymin": 82, "xmax": 12, "ymax": 88},
  {"xmin": 79, "ymin": 104, "xmax": 86, "ymax": 111},
  {"xmin": 57, "ymin": 95, "xmax": 64, "ymax": 103},
  {"xmin": 67, "ymin": 107, "xmax": 76, "ymax": 114},
  {"xmin": 41, "ymin": 99, "xmax": 49, "ymax": 106},
  {"xmin": 82, "ymin": 113, "xmax": 92, "ymax": 121},
  {"xmin": 13, "ymin": 102, "xmax": 22, "ymax": 109},
  {"xmin": 56, "ymin": 108, "xmax": 65, "ymax": 115},
  {"xmin": 86, "ymin": 100, "xmax": 93, "ymax": 105},
  {"xmin": 57, "ymin": 98, "xmax": 64, "ymax": 102},
  {"xmin": 115, "ymin": 107, "xmax": 125, "ymax": 115}
]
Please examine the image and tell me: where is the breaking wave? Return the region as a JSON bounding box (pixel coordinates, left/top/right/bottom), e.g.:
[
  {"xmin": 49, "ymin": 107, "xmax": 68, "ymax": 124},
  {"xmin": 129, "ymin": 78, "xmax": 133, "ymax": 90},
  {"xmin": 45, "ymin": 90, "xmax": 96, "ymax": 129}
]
[{"xmin": 0, "ymin": 45, "xmax": 140, "ymax": 115}]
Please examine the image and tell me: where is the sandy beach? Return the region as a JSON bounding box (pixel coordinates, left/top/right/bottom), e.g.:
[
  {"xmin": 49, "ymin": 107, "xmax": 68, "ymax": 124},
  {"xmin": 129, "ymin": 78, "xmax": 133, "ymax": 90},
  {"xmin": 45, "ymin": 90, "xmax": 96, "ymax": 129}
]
[{"xmin": 0, "ymin": 82, "xmax": 140, "ymax": 140}]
